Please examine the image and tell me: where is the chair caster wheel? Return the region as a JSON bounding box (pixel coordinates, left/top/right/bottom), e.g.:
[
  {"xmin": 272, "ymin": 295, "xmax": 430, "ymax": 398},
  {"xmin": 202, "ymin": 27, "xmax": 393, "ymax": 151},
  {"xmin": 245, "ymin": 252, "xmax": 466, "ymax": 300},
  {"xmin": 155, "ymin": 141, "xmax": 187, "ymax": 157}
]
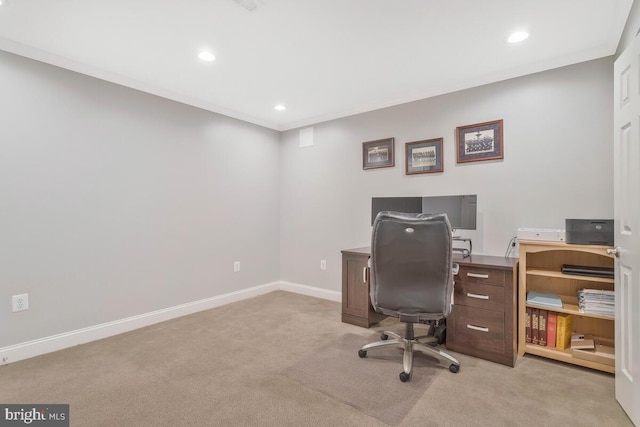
[
  {"xmin": 358, "ymin": 349, "xmax": 367, "ymax": 358},
  {"xmin": 449, "ymin": 364, "xmax": 460, "ymax": 373},
  {"xmin": 380, "ymin": 333, "xmax": 389, "ymax": 340},
  {"xmin": 399, "ymin": 372, "xmax": 411, "ymax": 382}
]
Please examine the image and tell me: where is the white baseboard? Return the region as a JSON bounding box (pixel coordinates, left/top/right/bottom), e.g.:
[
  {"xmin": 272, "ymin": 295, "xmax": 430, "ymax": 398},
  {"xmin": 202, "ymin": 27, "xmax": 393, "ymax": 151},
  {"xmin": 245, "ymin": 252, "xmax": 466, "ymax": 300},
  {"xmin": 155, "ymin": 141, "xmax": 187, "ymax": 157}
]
[
  {"xmin": 0, "ymin": 281, "xmax": 339, "ymax": 366},
  {"xmin": 278, "ymin": 281, "xmax": 341, "ymax": 302}
]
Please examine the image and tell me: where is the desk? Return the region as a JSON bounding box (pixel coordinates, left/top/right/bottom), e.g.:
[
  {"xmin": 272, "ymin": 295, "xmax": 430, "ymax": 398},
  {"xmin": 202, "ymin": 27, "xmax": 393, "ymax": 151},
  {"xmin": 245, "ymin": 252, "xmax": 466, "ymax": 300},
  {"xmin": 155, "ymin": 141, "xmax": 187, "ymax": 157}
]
[{"xmin": 341, "ymin": 247, "xmax": 518, "ymax": 367}]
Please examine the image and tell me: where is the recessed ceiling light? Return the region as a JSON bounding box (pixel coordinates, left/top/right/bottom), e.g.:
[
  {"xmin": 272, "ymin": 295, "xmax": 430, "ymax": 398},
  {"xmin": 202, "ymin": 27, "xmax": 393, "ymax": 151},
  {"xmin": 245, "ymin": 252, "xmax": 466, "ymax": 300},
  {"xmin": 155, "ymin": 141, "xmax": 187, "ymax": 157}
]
[
  {"xmin": 508, "ymin": 31, "xmax": 529, "ymax": 43},
  {"xmin": 0, "ymin": 0, "xmax": 9, "ymax": 6},
  {"xmin": 274, "ymin": 104, "xmax": 286, "ymax": 111},
  {"xmin": 198, "ymin": 51, "xmax": 215, "ymax": 62}
]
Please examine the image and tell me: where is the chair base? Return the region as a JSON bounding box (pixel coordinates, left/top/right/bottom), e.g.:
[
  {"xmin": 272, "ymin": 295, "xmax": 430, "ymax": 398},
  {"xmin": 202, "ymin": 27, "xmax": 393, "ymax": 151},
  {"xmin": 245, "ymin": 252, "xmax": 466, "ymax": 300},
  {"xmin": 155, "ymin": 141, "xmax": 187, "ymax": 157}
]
[{"xmin": 358, "ymin": 322, "xmax": 460, "ymax": 382}]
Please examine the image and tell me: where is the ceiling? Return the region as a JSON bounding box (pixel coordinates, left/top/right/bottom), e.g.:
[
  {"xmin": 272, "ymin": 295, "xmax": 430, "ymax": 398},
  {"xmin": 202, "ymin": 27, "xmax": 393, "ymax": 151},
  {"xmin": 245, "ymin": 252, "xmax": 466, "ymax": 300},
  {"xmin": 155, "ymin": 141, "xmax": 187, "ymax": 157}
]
[{"xmin": 0, "ymin": 0, "xmax": 634, "ymax": 131}]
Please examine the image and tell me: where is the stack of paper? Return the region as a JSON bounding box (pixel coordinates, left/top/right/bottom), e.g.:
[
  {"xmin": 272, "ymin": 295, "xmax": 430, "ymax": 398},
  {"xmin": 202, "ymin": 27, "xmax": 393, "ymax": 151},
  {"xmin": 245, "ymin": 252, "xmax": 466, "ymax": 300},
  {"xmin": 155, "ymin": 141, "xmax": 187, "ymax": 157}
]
[{"xmin": 578, "ymin": 289, "xmax": 614, "ymax": 317}]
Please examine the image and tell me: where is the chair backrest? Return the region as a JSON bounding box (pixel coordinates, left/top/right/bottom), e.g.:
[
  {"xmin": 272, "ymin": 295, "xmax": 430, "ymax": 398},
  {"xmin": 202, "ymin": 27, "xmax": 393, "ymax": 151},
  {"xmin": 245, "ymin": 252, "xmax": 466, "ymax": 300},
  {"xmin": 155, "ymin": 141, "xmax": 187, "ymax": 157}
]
[{"xmin": 370, "ymin": 211, "xmax": 454, "ymax": 323}]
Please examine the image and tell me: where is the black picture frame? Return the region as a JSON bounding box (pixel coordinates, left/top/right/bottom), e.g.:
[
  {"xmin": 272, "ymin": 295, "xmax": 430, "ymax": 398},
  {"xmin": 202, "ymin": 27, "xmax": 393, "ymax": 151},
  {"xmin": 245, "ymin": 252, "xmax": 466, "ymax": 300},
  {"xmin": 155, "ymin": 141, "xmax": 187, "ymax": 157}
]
[
  {"xmin": 456, "ymin": 119, "xmax": 503, "ymax": 163},
  {"xmin": 362, "ymin": 138, "xmax": 395, "ymax": 170},
  {"xmin": 405, "ymin": 138, "xmax": 443, "ymax": 175}
]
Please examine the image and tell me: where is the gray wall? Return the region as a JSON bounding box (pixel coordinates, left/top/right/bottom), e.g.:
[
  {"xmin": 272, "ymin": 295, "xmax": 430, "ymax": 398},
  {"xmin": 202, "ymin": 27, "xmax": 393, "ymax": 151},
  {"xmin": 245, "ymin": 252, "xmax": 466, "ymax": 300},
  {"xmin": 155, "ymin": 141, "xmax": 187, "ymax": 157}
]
[
  {"xmin": 0, "ymin": 51, "xmax": 281, "ymax": 347},
  {"xmin": 0, "ymin": 49, "xmax": 615, "ymax": 349},
  {"xmin": 280, "ymin": 58, "xmax": 614, "ymax": 292}
]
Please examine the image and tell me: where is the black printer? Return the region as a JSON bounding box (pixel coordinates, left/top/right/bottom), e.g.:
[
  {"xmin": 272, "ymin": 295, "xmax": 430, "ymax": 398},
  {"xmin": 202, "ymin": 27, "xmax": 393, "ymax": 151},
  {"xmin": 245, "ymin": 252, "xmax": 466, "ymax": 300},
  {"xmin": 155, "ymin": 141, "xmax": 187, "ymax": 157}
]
[{"xmin": 565, "ymin": 219, "xmax": 614, "ymax": 246}]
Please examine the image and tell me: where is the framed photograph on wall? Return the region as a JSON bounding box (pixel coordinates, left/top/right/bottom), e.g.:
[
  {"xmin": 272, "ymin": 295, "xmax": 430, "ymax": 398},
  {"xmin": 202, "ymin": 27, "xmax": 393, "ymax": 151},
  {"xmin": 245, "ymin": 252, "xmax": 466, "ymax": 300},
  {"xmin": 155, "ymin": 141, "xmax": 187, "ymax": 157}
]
[
  {"xmin": 405, "ymin": 138, "xmax": 443, "ymax": 175},
  {"xmin": 363, "ymin": 137, "xmax": 395, "ymax": 170},
  {"xmin": 456, "ymin": 119, "xmax": 503, "ymax": 163}
]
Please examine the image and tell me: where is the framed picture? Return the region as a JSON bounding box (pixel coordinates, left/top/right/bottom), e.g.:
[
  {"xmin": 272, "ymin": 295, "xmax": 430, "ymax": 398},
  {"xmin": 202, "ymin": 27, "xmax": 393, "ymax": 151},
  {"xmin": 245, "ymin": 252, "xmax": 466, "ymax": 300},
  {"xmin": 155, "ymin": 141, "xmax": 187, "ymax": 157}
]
[
  {"xmin": 456, "ymin": 119, "xmax": 503, "ymax": 163},
  {"xmin": 405, "ymin": 138, "xmax": 443, "ymax": 175},
  {"xmin": 363, "ymin": 138, "xmax": 395, "ymax": 170}
]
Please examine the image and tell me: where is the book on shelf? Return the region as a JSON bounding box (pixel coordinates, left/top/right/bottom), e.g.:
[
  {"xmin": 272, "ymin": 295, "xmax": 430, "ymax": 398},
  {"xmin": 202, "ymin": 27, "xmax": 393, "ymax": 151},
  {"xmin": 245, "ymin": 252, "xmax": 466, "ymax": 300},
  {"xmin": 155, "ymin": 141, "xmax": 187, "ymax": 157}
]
[
  {"xmin": 531, "ymin": 308, "xmax": 539, "ymax": 345},
  {"xmin": 571, "ymin": 334, "xmax": 595, "ymax": 350},
  {"xmin": 547, "ymin": 312, "xmax": 557, "ymax": 348},
  {"xmin": 538, "ymin": 309, "xmax": 548, "ymax": 346},
  {"xmin": 525, "ymin": 307, "xmax": 532, "ymax": 343},
  {"xmin": 526, "ymin": 308, "xmax": 555, "ymax": 347},
  {"xmin": 526, "ymin": 291, "xmax": 563, "ymax": 309},
  {"xmin": 556, "ymin": 313, "xmax": 573, "ymax": 350}
]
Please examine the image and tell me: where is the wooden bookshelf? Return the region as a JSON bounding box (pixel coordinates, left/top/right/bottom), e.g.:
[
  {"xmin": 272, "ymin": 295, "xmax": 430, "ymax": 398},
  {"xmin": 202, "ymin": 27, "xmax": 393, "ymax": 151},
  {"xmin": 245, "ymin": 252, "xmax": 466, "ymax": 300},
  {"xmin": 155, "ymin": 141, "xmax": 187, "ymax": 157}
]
[{"xmin": 518, "ymin": 240, "xmax": 615, "ymax": 373}]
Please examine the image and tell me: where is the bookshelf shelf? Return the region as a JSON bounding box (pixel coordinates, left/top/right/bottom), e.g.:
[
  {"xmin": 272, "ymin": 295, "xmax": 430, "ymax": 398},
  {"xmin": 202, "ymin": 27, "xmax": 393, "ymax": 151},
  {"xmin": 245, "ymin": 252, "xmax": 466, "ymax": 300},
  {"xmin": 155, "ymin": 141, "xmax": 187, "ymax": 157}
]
[
  {"xmin": 518, "ymin": 240, "xmax": 615, "ymax": 373},
  {"xmin": 523, "ymin": 343, "xmax": 615, "ymax": 373},
  {"xmin": 526, "ymin": 268, "xmax": 614, "ymax": 284},
  {"xmin": 525, "ymin": 301, "xmax": 615, "ymax": 321}
]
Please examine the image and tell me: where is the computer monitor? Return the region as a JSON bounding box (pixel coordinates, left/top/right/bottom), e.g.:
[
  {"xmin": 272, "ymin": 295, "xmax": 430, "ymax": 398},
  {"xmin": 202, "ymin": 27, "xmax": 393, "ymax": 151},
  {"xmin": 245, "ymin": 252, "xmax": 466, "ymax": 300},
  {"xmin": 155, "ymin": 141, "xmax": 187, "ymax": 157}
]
[
  {"xmin": 422, "ymin": 194, "xmax": 477, "ymax": 230},
  {"xmin": 370, "ymin": 197, "xmax": 422, "ymax": 225},
  {"xmin": 371, "ymin": 194, "xmax": 477, "ymax": 230}
]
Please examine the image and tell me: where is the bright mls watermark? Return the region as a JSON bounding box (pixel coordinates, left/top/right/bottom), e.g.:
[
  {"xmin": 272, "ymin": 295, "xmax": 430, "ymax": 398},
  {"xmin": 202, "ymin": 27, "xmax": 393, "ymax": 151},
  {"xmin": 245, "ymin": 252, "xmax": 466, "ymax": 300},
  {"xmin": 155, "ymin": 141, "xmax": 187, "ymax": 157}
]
[{"xmin": 0, "ymin": 405, "xmax": 69, "ymax": 426}]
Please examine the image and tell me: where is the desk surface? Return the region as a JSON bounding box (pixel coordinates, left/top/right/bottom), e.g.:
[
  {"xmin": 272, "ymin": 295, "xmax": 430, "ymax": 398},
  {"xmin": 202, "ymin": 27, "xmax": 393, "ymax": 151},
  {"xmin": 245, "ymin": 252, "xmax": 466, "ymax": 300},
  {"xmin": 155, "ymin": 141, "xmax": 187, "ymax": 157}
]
[{"xmin": 341, "ymin": 246, "xmax": 518, "ymax": 270}]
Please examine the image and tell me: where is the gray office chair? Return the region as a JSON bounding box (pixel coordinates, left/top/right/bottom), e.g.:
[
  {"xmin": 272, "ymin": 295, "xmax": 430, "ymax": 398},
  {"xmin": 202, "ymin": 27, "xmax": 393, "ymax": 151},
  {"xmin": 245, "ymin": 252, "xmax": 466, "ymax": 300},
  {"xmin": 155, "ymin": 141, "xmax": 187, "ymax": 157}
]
[{"xmin": 358, "ymin": 211, "xmax": 461, "ymax": 382}]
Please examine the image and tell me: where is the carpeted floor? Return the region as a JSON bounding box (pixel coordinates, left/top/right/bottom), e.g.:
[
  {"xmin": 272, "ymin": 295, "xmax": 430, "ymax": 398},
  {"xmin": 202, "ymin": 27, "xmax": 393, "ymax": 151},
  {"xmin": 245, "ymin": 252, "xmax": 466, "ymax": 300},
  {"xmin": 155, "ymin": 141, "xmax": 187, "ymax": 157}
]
[{"xmin": 0, "ymin": 291, "xmax": 633, "ymax": 426}]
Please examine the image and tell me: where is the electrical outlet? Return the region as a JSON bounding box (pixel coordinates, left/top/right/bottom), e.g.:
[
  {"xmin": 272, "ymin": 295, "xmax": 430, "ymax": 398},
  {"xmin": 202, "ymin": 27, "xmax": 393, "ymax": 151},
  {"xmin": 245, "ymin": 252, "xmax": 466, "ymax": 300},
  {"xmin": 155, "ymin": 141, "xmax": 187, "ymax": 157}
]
[
  {"xmin": 320, "ymin": 260, "xmax": 327, "ymax": 270},
  {"xmin": 233, "ymin": 261, "xmax": 241, "ymax": 272},
  {"xmin": 12, "ymin": 294, "xmax": 29, "ymax": 312},
  {"xmin": 1, "ymin": 356, "xmax": 8, "ymax": 365}
]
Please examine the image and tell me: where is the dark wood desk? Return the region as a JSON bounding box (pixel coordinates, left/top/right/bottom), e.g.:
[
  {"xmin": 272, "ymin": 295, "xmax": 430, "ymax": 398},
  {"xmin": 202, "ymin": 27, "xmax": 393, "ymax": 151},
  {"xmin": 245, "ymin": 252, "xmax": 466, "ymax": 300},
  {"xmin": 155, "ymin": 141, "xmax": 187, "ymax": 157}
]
[{"xmin": 341, "ymin": 247, "xmax": 518, "ymax": 367}]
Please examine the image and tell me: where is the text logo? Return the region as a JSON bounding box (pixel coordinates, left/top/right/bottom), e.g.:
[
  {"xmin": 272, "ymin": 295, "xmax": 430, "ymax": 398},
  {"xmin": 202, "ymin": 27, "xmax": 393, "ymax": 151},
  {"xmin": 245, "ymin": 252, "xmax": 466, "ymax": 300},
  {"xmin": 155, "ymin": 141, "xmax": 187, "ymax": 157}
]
[{"xmin": 0, "ymin": 405, "xmax": 69, "ymax": 426}]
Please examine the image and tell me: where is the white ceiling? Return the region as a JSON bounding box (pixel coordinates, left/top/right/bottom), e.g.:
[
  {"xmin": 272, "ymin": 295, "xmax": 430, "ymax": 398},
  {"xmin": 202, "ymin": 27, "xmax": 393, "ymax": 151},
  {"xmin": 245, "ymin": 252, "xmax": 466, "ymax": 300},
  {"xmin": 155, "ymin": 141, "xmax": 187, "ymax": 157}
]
[{"xmin": 0, "ymin": 0, "xmax": 634, "ymax": 131}]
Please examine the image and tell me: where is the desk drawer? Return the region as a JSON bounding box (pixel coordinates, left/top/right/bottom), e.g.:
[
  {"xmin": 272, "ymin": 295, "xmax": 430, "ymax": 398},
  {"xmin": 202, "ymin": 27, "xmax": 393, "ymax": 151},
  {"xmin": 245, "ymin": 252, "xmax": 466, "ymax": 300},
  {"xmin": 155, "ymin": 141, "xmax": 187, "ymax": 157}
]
[
  {"xmin": 450, "ymin": 305, "xmax": 505, "ymax": 355},
  {"xmin": 454, "ymin": 281, "xmax": 504, "ymax": 312},
  {"xmin": 458, "ymin": 266, "xmax": 506, "ymax": 287}
]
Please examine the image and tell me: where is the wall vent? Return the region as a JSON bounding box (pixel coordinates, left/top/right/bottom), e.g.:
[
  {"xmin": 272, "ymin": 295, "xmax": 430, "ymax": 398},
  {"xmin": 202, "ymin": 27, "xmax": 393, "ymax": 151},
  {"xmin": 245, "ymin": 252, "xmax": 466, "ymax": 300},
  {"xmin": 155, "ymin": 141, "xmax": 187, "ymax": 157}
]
[{"xmin": 233, "ymin": 0, "xmax": 259, "ymax": 11}]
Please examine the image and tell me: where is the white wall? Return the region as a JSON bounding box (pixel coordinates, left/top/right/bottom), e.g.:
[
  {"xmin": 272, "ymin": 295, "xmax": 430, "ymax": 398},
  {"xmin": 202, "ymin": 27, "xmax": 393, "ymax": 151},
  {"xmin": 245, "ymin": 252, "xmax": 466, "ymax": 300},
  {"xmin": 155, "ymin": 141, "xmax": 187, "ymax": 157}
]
[
  {"xmin": 0, "ymin": 51, "xmax": 281, "ymax": 348},
  {"xmin": 279, "ymin": 58, "xmax": 614, "ymax": 292},
  {"xmin": 617, "ymin": 0, "xmax": 640, "ymax": 56}
]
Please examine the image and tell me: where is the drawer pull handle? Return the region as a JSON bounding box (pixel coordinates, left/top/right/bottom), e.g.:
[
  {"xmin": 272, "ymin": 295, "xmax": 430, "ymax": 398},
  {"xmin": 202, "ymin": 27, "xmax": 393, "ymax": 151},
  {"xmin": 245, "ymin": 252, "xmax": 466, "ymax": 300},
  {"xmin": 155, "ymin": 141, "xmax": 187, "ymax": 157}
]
[
  {"xmin": 362, "ymin": 267, "xmax": 367, "ymax": 284},
  {"xmin": 467, "ymin": 324, "xmax": 489, "ymax": 332},
  {"xmin": 467, "ymin": 273, "xmax": 489, "ymax": 279},
  {"xmin": 467, "ymin": 292, "xmax": 489, "ymax": 300}
]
